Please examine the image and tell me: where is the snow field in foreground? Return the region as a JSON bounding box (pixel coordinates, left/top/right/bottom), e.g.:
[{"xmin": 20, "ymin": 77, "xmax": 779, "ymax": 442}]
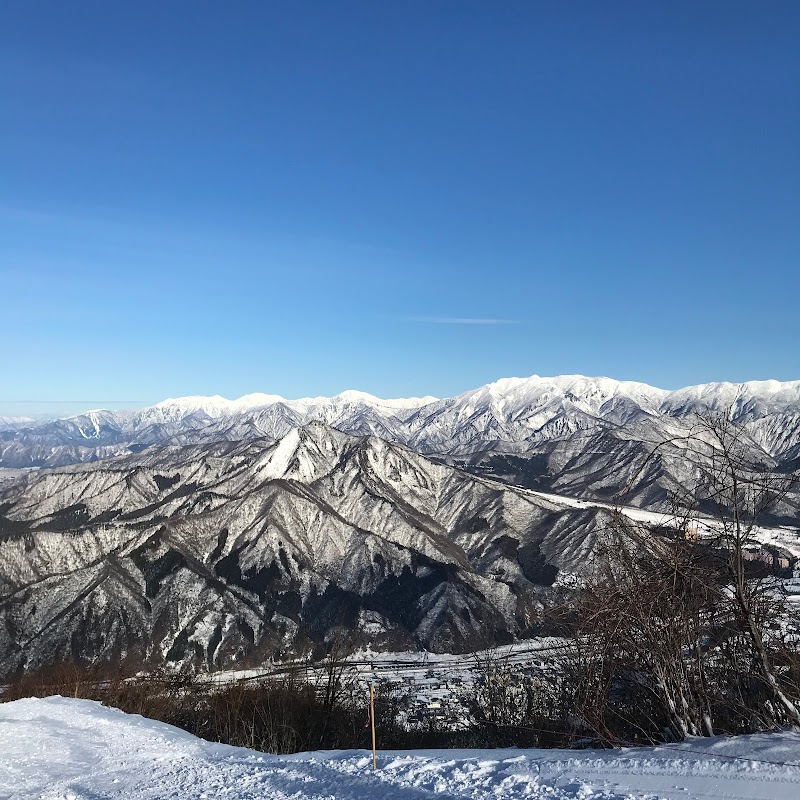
[{"xmin": 1, "ymin": 696, "xmax": 800, "ymax": 800}]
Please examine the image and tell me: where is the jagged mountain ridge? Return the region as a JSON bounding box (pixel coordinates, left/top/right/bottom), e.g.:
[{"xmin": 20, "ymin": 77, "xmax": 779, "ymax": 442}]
[
  {"xmin": 0, "ymin": 423, "xmax": 617, "ymax": 672},
  {"xmin": 3, "ymin": 376, "xmax": 800, "ymax": 466},
  {"xmin": 3, "ymin": 376, "xmax": 799, "ymax": 519}
]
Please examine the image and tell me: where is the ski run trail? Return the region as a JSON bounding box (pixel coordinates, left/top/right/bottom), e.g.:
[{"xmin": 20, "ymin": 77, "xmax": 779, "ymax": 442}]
[{"xmin": 1, "ymin": 697, "xmax": 800, "ymax": 800}]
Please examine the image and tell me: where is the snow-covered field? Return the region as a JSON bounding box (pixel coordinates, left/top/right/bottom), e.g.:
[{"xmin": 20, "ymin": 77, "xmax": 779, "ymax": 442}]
[
  {"xmin": 2, "ymin": 697, "xmax": 800, "ymax": 800},
  {"xmin": 199, "ymin": 639, "xmax": 569, "ymax": 729},
  {"xmin": 526, "ymin": 489, "xmax": 800, "ymax": 560}
]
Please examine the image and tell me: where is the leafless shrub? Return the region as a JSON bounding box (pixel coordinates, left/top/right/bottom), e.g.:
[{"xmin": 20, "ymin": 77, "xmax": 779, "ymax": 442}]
[{"xmin": 568, "ymin": 412, "xmax": 800, "ymax": 743}]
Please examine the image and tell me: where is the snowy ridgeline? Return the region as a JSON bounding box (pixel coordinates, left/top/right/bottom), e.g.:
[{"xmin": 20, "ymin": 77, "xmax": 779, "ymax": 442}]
[
  {"xmin": 2, "ymin": 697, "xmax": 800, "ymax": 800},
  {"xmin": 4, "ymin": 373, "xmax": 800, "ymax": 472}
]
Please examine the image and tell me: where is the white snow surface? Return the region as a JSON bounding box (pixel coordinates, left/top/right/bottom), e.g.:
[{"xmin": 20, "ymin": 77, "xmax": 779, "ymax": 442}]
[
  {"xmin": 525, "ymin": 489, "xmax": 800, "ymax": 559},
  {"xmin": 3, "ymin": 697, "xmax": 800, "ymax": 800}
]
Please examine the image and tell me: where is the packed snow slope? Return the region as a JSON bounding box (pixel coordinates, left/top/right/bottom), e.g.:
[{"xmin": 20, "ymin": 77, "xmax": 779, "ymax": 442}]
[
  {"xmin": 3, "ymin": 697, "xmax": 800, "ymax": 800},
  {"xmin": 0, "ymin": 424, "xmax": 622, "ymax": 670}
]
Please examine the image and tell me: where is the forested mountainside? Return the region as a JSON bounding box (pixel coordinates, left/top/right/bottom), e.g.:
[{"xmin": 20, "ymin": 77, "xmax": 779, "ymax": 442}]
[{"xmin": 0, "ymin": 423, "xmax": 619, "ymax": 672}]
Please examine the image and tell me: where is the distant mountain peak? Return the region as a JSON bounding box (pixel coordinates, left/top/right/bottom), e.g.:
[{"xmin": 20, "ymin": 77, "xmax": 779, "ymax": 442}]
[{"xmin": 2, "ymin": 374, "xmax": 799, "ymax": 470}]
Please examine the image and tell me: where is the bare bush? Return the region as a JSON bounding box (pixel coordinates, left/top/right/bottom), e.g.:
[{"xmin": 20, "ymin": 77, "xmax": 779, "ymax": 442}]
[{"xmin": 569, "ymin": 412, "xmax": 800, "ymax": 743}]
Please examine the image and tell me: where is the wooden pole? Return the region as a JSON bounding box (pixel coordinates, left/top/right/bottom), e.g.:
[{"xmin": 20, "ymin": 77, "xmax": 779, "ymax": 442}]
[{"xmin": 369, "ymin": 683, "xmax": 377, "ymax": 771}]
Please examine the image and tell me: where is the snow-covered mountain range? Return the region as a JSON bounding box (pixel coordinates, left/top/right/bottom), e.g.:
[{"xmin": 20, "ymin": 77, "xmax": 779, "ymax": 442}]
[
  {"xmin": 0, "ymin": 423, "xmax": 617, "ymax": 670},
  {"xmin": 3, "ymin": 375, "xmax": 799, "ymax": 517},
  {"xmin": 3, "ymin": 374, "xmax": 800, "ymax": 465},
  {"xmin": 1, "ymin": 374, "xmax": 798, "ymax": 670}
]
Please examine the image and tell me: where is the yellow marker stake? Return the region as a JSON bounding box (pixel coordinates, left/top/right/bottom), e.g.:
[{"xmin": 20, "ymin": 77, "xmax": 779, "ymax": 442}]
[{"xmin": 370, "ymin": 683, "xmax": 377, "ymax": 771}]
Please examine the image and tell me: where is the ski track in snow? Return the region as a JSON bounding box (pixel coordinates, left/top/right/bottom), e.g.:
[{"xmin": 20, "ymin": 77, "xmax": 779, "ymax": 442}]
[{"xmin": 2, "ymin": 698, "xmax": 800, "ymax": 800}]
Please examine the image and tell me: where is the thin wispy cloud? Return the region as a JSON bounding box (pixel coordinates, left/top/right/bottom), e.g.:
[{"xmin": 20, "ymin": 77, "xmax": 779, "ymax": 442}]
[{"xmin": 405, "ymin": 316, "xmax": 521, "ymax": 325}]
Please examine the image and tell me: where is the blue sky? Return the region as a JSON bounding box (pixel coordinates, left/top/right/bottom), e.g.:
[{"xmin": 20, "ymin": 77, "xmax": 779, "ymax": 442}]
[{"xmin": 2, "ymin": 2, "xmax": 798, "ymax": 415}]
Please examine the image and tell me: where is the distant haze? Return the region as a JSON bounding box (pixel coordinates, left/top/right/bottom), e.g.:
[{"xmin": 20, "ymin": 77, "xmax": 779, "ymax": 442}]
[{"xmin": 0, "ymin": 401, "xmax": 150, "ymax": 420}]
